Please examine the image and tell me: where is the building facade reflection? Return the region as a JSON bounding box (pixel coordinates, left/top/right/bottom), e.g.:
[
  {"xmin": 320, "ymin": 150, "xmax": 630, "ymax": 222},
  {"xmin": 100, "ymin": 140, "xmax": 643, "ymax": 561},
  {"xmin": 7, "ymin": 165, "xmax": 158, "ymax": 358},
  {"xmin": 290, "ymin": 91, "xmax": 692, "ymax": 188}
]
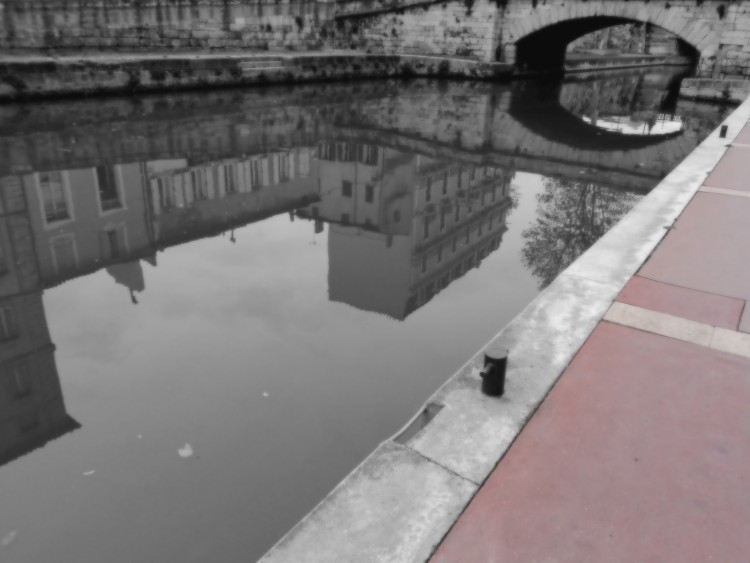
[
  {"xmin": 0, "ymin": 175, "xmax": 79, "ymax": 466},
  {"xmin": 0, "ymin": 68, "xmax": 721, "ymax": 466},
  {"xmin": 297, "ymin": 143, "xmax": 514, "ymax": 319}
]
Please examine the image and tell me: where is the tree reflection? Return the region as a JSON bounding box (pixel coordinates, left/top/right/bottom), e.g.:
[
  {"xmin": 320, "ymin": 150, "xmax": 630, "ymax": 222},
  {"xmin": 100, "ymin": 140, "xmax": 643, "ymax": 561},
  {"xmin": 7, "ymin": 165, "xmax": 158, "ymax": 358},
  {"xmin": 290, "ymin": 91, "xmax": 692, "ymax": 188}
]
[{"xmin": 521, "ymin": 178, "xmax": 640, "ymax": 288}]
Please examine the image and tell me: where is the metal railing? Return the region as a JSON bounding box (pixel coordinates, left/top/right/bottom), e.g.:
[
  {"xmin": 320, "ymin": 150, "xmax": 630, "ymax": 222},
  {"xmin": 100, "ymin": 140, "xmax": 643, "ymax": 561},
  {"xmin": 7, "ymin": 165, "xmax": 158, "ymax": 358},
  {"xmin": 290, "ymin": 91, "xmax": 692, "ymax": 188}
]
[{"xmin": 695, "ymin": 56, "xmax": 750, "ymax": 80}]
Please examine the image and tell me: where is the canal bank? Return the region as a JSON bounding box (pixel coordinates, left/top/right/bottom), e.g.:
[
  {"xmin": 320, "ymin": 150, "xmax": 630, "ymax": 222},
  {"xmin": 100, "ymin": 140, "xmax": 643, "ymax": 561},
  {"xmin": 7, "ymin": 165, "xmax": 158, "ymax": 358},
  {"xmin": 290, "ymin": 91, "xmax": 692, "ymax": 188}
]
[
  {"xmin": 259, "ymin": 92, "xmax": 750, "ymax": 561},
  {"xmin": 0, "ymin": 50, "xmax": 703, "ymax": 102},
  {"xmin": 0, "ymin": 51, "xmax": 511, "ymax": 101}
]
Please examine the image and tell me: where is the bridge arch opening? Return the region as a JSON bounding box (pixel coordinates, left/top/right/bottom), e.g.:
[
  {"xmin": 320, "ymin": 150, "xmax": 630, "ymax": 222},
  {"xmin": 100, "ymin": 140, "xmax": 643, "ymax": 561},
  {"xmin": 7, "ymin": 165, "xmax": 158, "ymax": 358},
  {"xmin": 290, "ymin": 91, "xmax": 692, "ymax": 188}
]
[{"xmin": 512, "ymin": 17, "xmax": 700, "ymax": 72}]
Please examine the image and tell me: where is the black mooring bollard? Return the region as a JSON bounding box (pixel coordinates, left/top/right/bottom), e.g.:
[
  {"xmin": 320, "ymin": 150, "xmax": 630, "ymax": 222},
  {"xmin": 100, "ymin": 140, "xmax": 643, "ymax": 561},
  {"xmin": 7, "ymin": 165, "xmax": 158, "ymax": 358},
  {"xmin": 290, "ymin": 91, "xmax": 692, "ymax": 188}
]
[
  {"xmin": 480, "ymin": 345, "xmax": 507, "ymax": 397},
  {"xmin": 720, "ymin": 125, "xmax": 728, "ymax": 138}
]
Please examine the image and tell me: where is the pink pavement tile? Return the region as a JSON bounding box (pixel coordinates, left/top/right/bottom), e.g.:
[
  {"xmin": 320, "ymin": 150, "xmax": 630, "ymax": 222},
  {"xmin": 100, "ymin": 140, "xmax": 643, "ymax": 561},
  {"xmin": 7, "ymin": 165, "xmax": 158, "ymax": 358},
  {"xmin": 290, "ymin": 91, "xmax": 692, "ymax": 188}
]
[
  {"xmin": 704, "ymin": 146, "xmax": 750, "ymax": 192},
  {"xmin": 734, "ymin": 122, "xmax": 750, "ymax": 145},
  {"xmin": 432, "ymin": 322, "xmax": 750, "ymax": 563},
  {"xmin": 740, "ymin": 303, "xmax": 750, "ymax": 334},
  {"xmin": 618, "ymin": 275, "xmax": 743, "ymax": 330},
  {"xmin": 639, "ymin": 192, "xmax": 750, "ymax": 300}
]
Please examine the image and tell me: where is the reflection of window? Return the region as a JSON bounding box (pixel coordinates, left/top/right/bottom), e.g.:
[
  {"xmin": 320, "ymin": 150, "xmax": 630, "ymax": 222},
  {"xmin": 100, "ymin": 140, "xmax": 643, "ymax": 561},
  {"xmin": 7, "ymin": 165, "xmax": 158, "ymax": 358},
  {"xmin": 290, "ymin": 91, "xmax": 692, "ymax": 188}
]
[
  {"xmin": 337, "ymin": 143, "xmax": 356, "ymax": 162},
  {"xmin": 365, "ymin": 184, "xmax": 374, "ymax": 203},
  {"xmin": 318, "ymin": 143, "xmax": 336, "ymax": 161},
  {"xmin": 341, "ymin": 213, "xmax": 350, "ymax": 225},
  {"xmin": 363, "ymin": 146, "xmax": 378, "ymax": 165},
  {"xmin": 224, "ymin": 165, "xmax": 236, "ymax": 193},
  {"xmin": 0, "ymin": 240, "xmax": 8, "ymax": 277},
  {"xmin": 393, "ymin": 209, "xmax": 401, "ymax": 223},
  {"xmin": 99, "ymin": 228, "xmax": 126, "ymax": 260},
  {"xmin": 342, "ymin": 181, "xmax": 352, "ymax": 197},
  {"xmin": 298, "ymin": 149, "xmax": 311, "ymax": 177},
  {"xmin": 97, "ymin": 166, "xmax": 122, "ymax": 211},
  {"xmin": 4, "ymin": 362, "xmax": 31, "ymax": 399},
  {"xmin": 278, "ymin": 153, "xmax": 290, "ymax": 182},
  {"xmin": 51, "ymin": 235, "xmax": 77, "ymax": 276},
  {"xmin": 250, "ymin": 159, "xmax": 264, "ymax": 189},
  {"xmin": 0, "ymin": 306, "xmax": 18, "ymax": 341},
  {"xmin": 39, "ymin": 172, "xmax": 69, "ymax": 223}
]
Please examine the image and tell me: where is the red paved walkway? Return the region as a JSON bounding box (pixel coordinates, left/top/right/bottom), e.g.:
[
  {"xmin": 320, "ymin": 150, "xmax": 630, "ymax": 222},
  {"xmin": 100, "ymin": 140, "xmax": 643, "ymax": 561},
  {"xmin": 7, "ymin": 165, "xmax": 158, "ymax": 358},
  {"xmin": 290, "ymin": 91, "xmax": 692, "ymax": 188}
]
[{"xmin": 432, "ymin": 122, "xmax": 750, "ymax": 562}]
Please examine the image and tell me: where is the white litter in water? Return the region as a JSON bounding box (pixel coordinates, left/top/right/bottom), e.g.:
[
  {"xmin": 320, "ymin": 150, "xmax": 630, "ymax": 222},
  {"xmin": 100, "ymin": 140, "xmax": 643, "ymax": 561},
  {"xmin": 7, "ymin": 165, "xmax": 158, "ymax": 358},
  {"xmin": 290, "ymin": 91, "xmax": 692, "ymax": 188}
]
[
  {"xmin": 1, "ymin": 530, "xmax": 17, "ymax": 548},
  {"xmin": 137, "ymin": 435, "xmax": 143, "ymax": 439},
  {"xmin": 262, "ymin": 392, "xmax": 269, "ymax": 397},
  {"xmin": 83, "ymin": 470, "xmax": 95, "ymax": 476},
  {"xmin": 178, "ymin": 443, "xmax": 194, "ymax": 458}
]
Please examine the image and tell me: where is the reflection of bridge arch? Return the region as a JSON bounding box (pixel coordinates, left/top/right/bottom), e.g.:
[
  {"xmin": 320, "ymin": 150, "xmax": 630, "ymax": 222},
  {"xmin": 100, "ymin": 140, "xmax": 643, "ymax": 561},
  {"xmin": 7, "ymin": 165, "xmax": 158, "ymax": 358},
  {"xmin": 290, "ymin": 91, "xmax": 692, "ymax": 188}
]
[
  {"xmin": 503, "ymin": 2, "xmax": 718, "ymax": 71},
  {"xmin": 509, "ymin": 93, "xmax": 683, "ymax": 152}
]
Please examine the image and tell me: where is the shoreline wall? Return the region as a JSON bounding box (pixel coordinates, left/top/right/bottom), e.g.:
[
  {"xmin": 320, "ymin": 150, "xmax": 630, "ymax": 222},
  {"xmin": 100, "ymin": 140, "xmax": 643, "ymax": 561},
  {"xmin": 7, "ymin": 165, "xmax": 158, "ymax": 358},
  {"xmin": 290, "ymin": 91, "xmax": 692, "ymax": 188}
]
[{"xmin": 0, "ymin": 0, "xmax": 336, "ymax": 52}]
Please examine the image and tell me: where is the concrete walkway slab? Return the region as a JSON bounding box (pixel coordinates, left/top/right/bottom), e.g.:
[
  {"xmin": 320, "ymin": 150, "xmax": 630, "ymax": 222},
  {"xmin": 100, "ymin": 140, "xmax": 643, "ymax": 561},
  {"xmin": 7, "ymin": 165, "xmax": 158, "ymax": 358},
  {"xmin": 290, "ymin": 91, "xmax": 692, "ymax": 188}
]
[
  {"xmin": 617, "ymin": 275, "xmax": 744, "ymax": 330},
  {"xmin": 639, "ymin": 192, "xmax": 750, "ymax": 300},
  {"xmin": 740, "ymin": 305, "xmax": 750, "ymax": 334},
  {"xmin": 262, "ymin": 442, "xmax": 475, "ymax": 563},
  {"xmin": 733, "ymin": 122, "xmax": 750, "ymax": 144},
  {"xmin": 432, "ymin": 322, "xmax": 750, "ymax": 563},
  {"xmin": 704, "ymin": 145, "xmax": 750, "ymax": 192}
]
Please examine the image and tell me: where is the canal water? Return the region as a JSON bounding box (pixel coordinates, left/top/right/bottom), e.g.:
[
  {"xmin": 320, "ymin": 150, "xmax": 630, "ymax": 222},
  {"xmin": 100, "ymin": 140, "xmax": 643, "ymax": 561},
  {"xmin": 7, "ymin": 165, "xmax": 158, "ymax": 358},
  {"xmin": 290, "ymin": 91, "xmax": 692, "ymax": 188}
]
[{"xmin": 0, "ymin": 66, "xmax": 728, "ymax": 562}]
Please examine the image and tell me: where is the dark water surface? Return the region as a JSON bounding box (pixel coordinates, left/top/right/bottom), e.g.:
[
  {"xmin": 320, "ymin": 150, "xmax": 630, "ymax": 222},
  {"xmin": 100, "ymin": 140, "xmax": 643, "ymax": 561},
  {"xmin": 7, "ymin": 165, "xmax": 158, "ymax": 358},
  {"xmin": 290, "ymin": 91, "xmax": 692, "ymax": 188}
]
[{"xmin": 0, "ymin": 67, "xmax": 728, "ymax": 562}]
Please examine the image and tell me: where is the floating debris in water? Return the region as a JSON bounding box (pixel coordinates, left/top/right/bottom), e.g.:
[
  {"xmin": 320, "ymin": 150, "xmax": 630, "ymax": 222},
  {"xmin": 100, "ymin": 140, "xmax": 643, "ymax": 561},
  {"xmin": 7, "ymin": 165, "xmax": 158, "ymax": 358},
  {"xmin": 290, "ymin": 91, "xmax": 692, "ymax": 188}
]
[
  {"xmin": 83, "ymin": 470, "xmax": 95, "ymax": 476},
  {"xmin": 262, "ymin": 392, "xmax": 269, "ymax": 397},
  {"xmin": 1, "ymin": 530, "xmax": 17, "ymax": 548},
  {"xmin": 178, "ymin": 443, "xmax": 194, "ymax": 458}
]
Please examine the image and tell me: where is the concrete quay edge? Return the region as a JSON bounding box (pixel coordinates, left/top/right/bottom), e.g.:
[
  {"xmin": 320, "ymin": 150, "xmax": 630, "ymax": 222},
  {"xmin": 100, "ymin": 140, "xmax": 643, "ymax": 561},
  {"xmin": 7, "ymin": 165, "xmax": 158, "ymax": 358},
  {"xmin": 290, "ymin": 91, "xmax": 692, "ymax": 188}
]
[
  {"xmin": 258, "ymin": 94, "xmax": 750, "ymax": 562},
  {"xmin": 0, "ymin": 51, "xmax": 513, "ymax": 102}
]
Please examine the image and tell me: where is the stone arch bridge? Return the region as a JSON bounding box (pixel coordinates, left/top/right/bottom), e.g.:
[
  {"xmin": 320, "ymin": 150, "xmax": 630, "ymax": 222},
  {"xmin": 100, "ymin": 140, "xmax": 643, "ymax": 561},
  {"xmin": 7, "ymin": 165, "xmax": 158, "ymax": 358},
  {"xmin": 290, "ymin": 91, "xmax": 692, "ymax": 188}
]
[{"xmin": 336, "ymin": 0, "xmax": 749, "ymax": 72}]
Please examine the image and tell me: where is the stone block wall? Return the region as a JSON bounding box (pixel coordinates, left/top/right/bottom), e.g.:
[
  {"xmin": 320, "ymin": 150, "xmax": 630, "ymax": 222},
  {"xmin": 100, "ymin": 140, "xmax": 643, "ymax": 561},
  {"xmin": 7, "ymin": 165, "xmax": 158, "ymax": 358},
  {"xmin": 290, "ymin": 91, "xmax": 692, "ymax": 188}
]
[
  {"xmin": 0, "ymin": 0, "xmax": 336, "ymax": 52},
  {"xmin": 335, "ymin": 0, "xmax": 750, "ymax": 71},
  {"xmin": 335, "ymin": 0, "xmax": 497, "ymax": 61},
  {"xmin": 497, "ymin": 0, "xmax": 750, "ymax": 69}
]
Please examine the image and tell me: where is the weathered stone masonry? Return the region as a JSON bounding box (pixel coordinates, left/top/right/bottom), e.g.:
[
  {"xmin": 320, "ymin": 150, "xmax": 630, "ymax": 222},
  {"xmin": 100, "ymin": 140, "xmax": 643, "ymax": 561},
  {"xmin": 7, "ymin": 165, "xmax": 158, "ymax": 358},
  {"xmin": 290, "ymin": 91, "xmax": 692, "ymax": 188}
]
[
  {"xmin": 336, "ymin": 0, "xmax": 750, "ymax": 70},
  {"xmin": 3, "ymin": 1, "xmax": 750, "ymax": 72},
  {"xmin": 0, "ymin": 0, "xmax": 335, "ymax": 52}
]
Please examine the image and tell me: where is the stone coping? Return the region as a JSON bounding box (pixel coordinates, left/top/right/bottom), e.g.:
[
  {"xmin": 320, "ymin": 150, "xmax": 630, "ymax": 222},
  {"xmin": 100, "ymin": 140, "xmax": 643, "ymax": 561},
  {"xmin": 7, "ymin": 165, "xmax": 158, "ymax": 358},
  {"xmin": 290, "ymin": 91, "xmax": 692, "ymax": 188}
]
[
  {"xmin": 259, "ymin": 94, "xmax": 750, "ymax": 562},
  {"xmin": 0, "ymin": 52, "xmax": 511, "ymax": 101}
]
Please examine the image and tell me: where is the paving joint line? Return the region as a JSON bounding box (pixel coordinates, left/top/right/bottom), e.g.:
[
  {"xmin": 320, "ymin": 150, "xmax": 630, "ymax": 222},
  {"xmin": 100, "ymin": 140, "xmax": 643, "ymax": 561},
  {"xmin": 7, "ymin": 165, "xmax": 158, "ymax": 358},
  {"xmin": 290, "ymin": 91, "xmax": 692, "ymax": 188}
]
[
  {"xmin": 405, "ymin": 444, "xmax": 481, "ymax": 487},
  {"xmin": 605, "ymin": 301, "xmax": 750, "ymax": 359},
  {"xmin": 698, "ymin": 186, "xmax": 750, "ymax": 198}
]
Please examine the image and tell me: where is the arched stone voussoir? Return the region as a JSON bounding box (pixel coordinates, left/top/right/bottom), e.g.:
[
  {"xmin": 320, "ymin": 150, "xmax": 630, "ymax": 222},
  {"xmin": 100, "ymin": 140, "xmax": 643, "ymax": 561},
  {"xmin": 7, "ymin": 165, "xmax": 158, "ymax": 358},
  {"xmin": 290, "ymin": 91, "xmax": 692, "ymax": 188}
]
[{"xmin": 512, "ymin": 1, "xmax": 720, "ymax": 56}]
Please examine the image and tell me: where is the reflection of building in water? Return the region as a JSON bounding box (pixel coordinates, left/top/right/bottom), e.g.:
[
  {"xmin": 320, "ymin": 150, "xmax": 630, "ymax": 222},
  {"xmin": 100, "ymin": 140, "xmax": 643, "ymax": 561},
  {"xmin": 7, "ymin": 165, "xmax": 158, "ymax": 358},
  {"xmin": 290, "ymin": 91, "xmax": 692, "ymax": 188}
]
[
  {"xmin": 21, "ymin": 163, "xmax": 155, "ymax": 297},
  {"xmin": 298, "ymin": 142, "xmax": 514, "ymax": 320},
  {"xmin": 0, "ymin": 146, "xmax": 317, "ymax": 466},
  {"xmin": 146, "ymin": 148, "xmax": 317, "ymax": 246},
  {"xmin": 0, "ymin": 176, "xmax": 79, "ymax": 466},
  {"xmin": 0, "ymin": 139, "xmax": 512, "ymax": 461}
]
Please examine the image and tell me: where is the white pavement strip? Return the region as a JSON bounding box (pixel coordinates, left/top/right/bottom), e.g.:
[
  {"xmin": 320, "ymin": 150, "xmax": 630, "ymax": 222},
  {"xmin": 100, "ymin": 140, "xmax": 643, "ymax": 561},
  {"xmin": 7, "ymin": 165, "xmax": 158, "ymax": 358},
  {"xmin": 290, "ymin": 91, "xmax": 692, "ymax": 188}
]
[
  {"xmin": 604, "ymin": 302, "xmax": 750, "ymax": 359},
  {"xmin": 698, "ymin": 186, "xmax": 750, "ymax": 198}
]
